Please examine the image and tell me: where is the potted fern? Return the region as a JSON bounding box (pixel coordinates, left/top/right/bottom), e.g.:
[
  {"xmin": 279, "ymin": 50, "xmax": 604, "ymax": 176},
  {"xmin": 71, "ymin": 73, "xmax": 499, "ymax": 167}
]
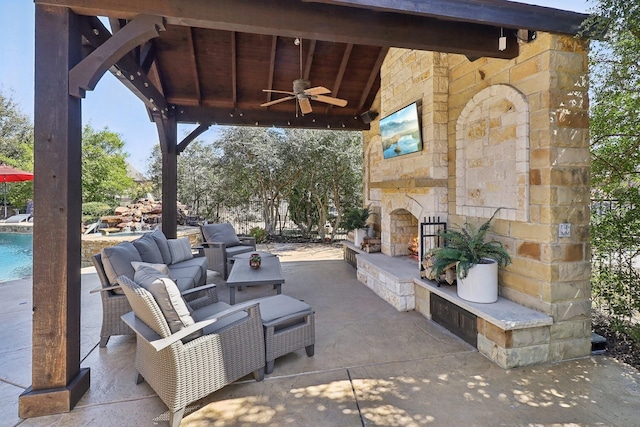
[
  {"xmin": 428, "ymin": 209, "xmax": 511, "ymax": 303},
  {"xmin": 340, "ymin": 205, "xmax": 371, "ymax": 248}
]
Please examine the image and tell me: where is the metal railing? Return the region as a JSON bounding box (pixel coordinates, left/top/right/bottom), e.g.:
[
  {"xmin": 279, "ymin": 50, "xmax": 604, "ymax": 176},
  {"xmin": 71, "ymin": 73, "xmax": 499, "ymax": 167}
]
[{"xmin": 202, "ymin": 200, "xmax": 347, "ymax": 240}]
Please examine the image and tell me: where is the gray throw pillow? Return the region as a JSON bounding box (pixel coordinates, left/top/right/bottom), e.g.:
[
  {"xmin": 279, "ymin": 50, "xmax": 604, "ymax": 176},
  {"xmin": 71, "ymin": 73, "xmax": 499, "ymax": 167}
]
[
  {"xmin": 101, "ymin": 242, "xmax": 143, "ymax": 293},
  {"xmin": 151, "ymin": 228, "xmax": 173, "ymax": 264},
  {"xmin": 131, "ymin": 261, "xmax": 172, "ymax": 279},
  {"xmin": 133, "ymin": 266, "xmax": 199, "ymax": 338},
  {"xmin": 132, "ymin": 233, "xmax": 164, "ymax": 264},
  {"xmin": 168, "ymin": 237, "xmax": 193, "ymax": 264},
  {"xmin": 201, "ymin": 223, "xmax": 241, "ymax": 247}
]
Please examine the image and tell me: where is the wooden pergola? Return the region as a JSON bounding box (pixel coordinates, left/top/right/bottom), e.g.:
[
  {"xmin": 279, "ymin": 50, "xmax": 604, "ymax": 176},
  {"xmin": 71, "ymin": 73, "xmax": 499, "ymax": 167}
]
[{"xmin": 20, "ymin": 0, "xmax": 587, "ymax": 418}]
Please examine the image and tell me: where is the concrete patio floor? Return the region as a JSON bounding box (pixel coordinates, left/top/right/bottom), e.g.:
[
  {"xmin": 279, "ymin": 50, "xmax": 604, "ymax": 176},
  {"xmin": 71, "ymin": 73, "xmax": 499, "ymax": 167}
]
[{"xmin": 2, "ymin": 243, "xmax": 640, "ymax": 426}]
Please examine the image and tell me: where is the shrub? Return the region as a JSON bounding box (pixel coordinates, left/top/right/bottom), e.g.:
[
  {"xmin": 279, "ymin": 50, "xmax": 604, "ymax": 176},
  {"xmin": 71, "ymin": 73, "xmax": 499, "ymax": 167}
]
[
  {"xmin": 249, "ymin": 226, "xmax": 267, "ymax": 243},
  {"xmin": 82, "ymin": 202, "xmax": 113, "ymax": 223}
]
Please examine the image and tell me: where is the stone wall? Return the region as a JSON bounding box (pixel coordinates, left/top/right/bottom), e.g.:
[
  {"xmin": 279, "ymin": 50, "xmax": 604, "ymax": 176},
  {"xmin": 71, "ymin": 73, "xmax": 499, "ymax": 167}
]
[{"xmin": 361, "ymin": 32, "xmax": 591, "ymax": 365}]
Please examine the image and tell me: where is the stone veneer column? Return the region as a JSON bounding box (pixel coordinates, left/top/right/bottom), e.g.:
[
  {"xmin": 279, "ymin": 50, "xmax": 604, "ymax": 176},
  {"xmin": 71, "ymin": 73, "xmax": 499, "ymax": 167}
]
[{"xmin": 447, "ymin": 33, "xmax": 591, "ymax": 363}]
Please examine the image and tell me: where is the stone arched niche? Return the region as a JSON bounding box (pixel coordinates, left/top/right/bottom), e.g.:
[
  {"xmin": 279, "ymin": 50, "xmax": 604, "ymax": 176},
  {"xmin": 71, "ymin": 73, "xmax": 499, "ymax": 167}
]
[{"xmin": 455, "ymin": 85, "xmax": 529, "ymax": 221}]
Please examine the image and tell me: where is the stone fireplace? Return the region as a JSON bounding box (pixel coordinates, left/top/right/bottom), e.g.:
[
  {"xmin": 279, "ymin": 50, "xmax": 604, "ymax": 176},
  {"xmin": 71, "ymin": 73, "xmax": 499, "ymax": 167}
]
[{"xmin": 350, "ymin": 35, "xmax": 591, "ymax": 369}]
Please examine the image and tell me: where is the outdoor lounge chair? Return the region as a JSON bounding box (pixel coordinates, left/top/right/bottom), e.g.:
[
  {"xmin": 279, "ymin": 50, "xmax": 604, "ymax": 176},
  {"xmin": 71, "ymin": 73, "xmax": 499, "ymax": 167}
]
[
  {"xmin": 200, "ymin": 223, "xmax": 256, "ymax": 278},
  {"xmin": 118, "ymin": 275, "xmax": 265, "ymax": 427}
]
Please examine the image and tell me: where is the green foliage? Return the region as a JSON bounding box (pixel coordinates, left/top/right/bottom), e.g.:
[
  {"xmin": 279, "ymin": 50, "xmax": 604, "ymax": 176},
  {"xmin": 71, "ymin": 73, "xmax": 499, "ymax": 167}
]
[
  {"xmin": 339, "ymin": 205, "xmax": 370, "ymax": 230},
  {"xmin": 82, "ymin": 125, "xmax": 134, "ymax": 203},
  {"xmin": 429, "ymin": 210, "xmax": 511, "ymax": 280},
  {"xmin": 81, "ymin": 201, "xmax": 113, "ymax": 223},
  {"xmin": 288, "ymin": 187, "xmax": 319, "ymax": 237},
  {"xmin": 249, "ymin": 226, "xmax": 267, "ymax": 243},
  {"xmin": 0, "ymin": 90, "xmax": 34, "ymax": 211},
  {"xmin": 0, "ymin": 90, "xmax": 33, "ymax": 163},
  {"xmin": 587, "ymin": 0, "xmax": 640, "ymax": 324}
]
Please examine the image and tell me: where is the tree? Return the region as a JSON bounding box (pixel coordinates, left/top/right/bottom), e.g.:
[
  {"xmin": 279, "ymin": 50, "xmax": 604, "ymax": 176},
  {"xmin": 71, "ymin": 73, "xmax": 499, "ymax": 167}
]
[
  {"xmin": 81, "ymin": 125, "xmax": 134, "ymax": 204},
  {"xmin": 213, "ymin": 127, "xmax": 303, "ymax": 234},
  {"xmin": 586, "ymin": 0, "xmax": 640, "ymax": 325},
  {"xmin": 0, "ymin": 90, "xmax": 34, "ymax": 212},
  {"xmin": 286, "ymin": 129, "xmax": 363, "ymax": 240}
]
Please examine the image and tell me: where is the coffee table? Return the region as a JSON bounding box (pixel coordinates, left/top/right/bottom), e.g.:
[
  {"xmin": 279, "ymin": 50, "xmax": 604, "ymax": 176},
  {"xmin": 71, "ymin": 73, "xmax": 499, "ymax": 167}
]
[{"xmin": 226, "ymin": 253, "xmax": 284, "ymax": 304}]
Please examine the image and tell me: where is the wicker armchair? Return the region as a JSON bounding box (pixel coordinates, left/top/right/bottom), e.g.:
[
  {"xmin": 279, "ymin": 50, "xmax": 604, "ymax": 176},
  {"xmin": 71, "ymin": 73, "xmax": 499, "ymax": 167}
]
[
  {"xmin": 200, "ymin": 223, "xmax": 256, "ymax": 278},
  {"xmin": 118, "ymin": 276, "xmax": 265, "ymax": 427}
]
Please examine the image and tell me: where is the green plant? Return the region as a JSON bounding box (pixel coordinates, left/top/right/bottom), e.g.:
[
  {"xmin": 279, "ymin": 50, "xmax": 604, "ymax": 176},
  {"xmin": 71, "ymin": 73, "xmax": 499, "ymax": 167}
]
[
  {"xmin": 82, "ymin": 201, "xmax": 113, "ymax": 223},
  {"xmin": 249, "ymin": 226, "xmax": 267, "ymax": 243},
  {"xmin": 429, "ymin": 209, "xmax": 511, "ymax": 280},
  {"xmin": 340, "ymin": 205, "xmax": 371, "ymax": 230}
]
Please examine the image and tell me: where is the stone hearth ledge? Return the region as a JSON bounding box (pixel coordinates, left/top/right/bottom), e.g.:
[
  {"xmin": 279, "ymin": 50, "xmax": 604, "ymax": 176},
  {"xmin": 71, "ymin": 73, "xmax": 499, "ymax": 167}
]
[{"xmin": 345, "ymin": 242, "xmax": 553, "ymax": 331}]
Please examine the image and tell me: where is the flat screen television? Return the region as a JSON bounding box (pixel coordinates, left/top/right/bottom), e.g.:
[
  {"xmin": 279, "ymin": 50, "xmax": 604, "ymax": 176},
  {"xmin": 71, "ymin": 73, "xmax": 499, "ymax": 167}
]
[{"xmin": 380, "ymin": 102, "xmax": 422, "ymax": 159}]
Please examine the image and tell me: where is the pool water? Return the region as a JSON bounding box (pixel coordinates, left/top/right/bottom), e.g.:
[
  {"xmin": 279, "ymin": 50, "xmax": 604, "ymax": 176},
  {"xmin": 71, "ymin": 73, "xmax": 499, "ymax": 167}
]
[{"xmin": 0, "ymin": 233, "xmax": 33, "ymax": 282}]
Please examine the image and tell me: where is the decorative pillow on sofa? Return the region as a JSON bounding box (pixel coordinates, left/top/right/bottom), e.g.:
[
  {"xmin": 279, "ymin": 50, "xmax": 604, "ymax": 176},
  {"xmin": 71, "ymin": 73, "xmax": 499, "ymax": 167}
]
[
  {"xmin": 131, "ymin": 261, "xmax": 172, "ymax": 278},
  {"xmin": 133, "ymin": 266, "xmax": 200, "ymax": 340},
  {"xmin": 132, "ymin": 233, "xmax": 164, "ymax": 264},
  {"xmin": 101, "ymin": 242, "xmax": 143, "ymax": 294},
  {"xmin": 150, "ymin": 228, "xmax": 173, "ymax": 265},
  {"xmin": 201, "ymin": 223, "xmax": 241, "ymax": 247},
  {"xmin": 167, "ymin": 237, "xmax": 193, "ymax": 264}
]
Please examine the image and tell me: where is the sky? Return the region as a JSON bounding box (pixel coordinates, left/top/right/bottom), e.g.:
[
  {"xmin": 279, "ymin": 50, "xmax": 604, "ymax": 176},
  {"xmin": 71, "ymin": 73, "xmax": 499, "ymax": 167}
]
[{"xmin": 0, "ymin": 0, "xmax": 593, "ymax": 174}]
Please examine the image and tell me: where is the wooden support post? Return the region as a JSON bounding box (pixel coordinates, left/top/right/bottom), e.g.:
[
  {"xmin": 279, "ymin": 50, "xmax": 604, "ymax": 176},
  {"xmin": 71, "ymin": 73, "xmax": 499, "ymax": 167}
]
[
  {"xmin": 19, "ymin": 5, "xmax": 90, "ymax": 418},
  {"xmin": 155, "ymin": 113, "xmax": 178, "ymax": 239}
]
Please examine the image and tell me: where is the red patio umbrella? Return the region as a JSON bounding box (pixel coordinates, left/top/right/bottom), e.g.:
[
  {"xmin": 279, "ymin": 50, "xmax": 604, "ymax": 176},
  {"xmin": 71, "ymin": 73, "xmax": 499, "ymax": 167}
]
[{"xmin": 0, "ymin": 164, "xmax": 34, "ymax": 218}]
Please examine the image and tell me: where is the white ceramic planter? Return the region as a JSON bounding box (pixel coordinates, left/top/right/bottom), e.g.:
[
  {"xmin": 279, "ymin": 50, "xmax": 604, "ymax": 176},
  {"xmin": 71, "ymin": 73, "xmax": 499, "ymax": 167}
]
[
  {"xmin": 353, "ymin": 228, "xmax": 368, "ymax": 248},
  {"xmin": 456, "ymin": 259, "xmax": 498, "ymax": 303}
]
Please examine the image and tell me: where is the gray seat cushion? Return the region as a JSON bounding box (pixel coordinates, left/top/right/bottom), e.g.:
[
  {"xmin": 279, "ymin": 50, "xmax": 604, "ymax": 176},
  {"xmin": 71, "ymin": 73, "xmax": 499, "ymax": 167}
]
[
  {"xmin": 201, "ymin": 223, "xmax": 241, "ymax": 247},
  {"xmin": 226, "ymin": 245, "xmax": 255, "ymax": 257},
  {"xmin": 168, "ymin": 256, "xmax": 207, "ymax": 286},
  {"xmin": 167, "ymin": 266, "xmax": 199, "ymax": 292},
  {"xmin": 191, "ymin": 302, "xmax": 248, "ymax": 334},
  {"xmin": 257, "ymin": 295, "xmax": 313, "ymax": 325}
]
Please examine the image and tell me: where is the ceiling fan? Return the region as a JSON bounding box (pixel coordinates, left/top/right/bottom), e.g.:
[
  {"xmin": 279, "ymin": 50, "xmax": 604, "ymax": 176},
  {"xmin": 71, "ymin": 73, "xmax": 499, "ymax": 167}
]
[{"xmin": 260, "ymin": 38, "xmax": 348, "ymax": 115}]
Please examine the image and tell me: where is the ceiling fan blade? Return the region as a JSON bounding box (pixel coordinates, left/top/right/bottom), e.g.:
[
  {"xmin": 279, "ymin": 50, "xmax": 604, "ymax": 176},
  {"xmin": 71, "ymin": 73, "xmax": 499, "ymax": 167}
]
[
  {"xmin": 261, "ymin": 96, "xmax": 295, "ymax": 107},
  {"xmin": 305, "ymin": 86, "xmax": 331, "ymax": 96},
  {"xmin": 313, "ymin": 94, "xmax": 348, "ymax": 107},
  {"xmin": 263, "ymin": 89, "xmax": 295, "ymax": 96},
  {"xmin": 299, "ymin": 97, "xmax": 313, "ymax": 115}
]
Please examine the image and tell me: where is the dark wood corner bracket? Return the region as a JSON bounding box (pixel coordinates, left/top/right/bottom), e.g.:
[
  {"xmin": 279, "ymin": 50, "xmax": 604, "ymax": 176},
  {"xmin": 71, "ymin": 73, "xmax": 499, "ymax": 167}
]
[{"xmin": 69, "ymin": 14, "xmax": 166, "ymax": 110}]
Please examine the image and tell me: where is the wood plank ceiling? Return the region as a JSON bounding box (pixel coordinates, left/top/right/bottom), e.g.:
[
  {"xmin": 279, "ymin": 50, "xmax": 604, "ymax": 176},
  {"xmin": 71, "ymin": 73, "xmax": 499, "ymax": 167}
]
[{"xmin": 38, "ymin": 0, "xmax": 588, "ymax": 130}]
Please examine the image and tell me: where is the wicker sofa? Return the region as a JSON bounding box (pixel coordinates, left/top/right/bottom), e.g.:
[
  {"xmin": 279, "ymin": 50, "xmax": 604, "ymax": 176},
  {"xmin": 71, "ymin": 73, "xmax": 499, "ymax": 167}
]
[{"xmin": 92, "ymin": 228, "xmax": 208, "ymax": 347}]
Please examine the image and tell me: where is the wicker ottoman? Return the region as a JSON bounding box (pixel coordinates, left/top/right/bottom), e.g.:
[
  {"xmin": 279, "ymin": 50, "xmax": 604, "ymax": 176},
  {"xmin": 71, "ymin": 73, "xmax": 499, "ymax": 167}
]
[{"xmin": 256, "ymin": 294, "xmax": 315, "ymax": 374}]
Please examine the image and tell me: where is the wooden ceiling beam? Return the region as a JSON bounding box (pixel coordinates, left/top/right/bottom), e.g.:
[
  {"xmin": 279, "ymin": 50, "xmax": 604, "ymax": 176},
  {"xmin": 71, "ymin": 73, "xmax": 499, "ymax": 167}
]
[
  {"xmin": 37, "ymin": 0, "xmax": 520, "ymax": 59},
  {"xmin": 265, "ymin": 35, "xmax": 278, "ymax": 103},
  {"xmin": 231, "ymin": 31, "xmax": 237, "ymax": 107},
  {"xmin": 186, "ymin": 27, "xmax": 202, "ymax": 105},
  {"xmin": 302, "ymin": 39, "xmax": 316, "ymax": 80},
  {"xmin": 306, "ymin": 0, "xmax": 589, "ymax": 35},
  {"xmin": 325, "ymin": 42, "xmax": 351, "ymax": 114},
  {"xmin": 176, "ymin": 105, "xmax": 369, "ymax": 130},
  {"xmin": 356, "ymin": 46, "xmax": 387, "ymax": 113},
  {"xmin": 139, "ymin": 41, "xmax": 156, "ymax": 73}
]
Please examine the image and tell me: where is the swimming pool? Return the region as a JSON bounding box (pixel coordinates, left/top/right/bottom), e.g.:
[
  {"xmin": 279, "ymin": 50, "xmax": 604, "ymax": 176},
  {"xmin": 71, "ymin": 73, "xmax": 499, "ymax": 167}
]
[{"xmin": 0, "ymin": 233, "xmax": 33, "ymax": 282}]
